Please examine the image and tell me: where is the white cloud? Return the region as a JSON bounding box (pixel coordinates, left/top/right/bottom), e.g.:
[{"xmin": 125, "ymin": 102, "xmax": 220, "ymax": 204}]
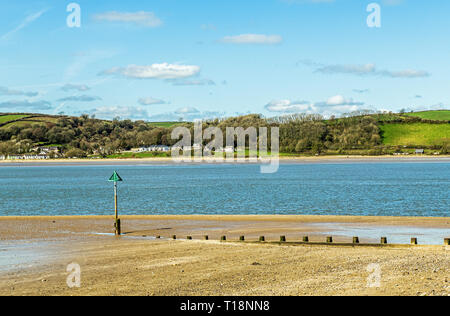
[
  {"xmin": 379, "ymin": 69, "xmax": 430, "ymax": 78},
  {"xmin": 174, "ymin": 107, "xmax": 200, "ymax": 115},
  {"xmin": 57, "ymin": 95, "xmax": 102, "ymax": 102},
  {"xmin": 61, "ymin": 84, "xmax": 90, "ymax": 92},
  {"xmin": 89, "ymin": 106, "xmax": 149, "ymax": 120},
  {"xmin": 0, "ymin": 100, "xmax": 52, "ymax": 110},
  {"xmin": 0, "ymin": 86, "xmax": 38, "ymax": 97},
  {"xmin": 305, "ymin": 61, "xmax": 430, "ymax": 78},
  {"xmin": 265, "ymin": 100, "xmax": 311, "ymax": 113},
  {"xmin": 265, "ymin": 95, "xmax": 366, "ymax": 117},
  {"xmin": 150, "ymin": 108, "xmax": 225, "ymax": 122},
  {"xmin": 138, "ymin": 97, "xmax": 166, "ymax": 105},
  {"xmin": 86, "ymin": 105, "xmax": 224, "ymax": 122},
  {"xmin": 100, "ymin": 63, "xmax": 201, "ymax": 80},
  {"xmin": 316, "ymin": 63, "xmax": 376, "ymax": 76},
  {"xmin": 322, "ymin": 95, "xmax": 364, "ymax": 106},
  {"xmin": 93, "ymin": 11, "xmax": 162, "ymax": 27},
  {"xmin": 222, "ymin": 34, "xmax": 282, "ymax": 45}
]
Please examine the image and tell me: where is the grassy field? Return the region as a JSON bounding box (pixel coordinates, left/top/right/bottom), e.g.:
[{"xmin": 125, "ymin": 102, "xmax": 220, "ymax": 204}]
[
  {"xmin": 0, "ymin": 114, "xmax": 62, "ymax": 129},
  {"xmin": 22, "ymin": 116, "xmax": 60, "ymax": 123},
  {"xmin": 0, "ymin": 114, "xmax": 30, "ymax": 124},
  {"xmin": 148, "ymin": 122, "xmax": 184, "ymax": 128},
  {"xmin": 403, "ymin": 110, "xmax": 450, "ymax": 121},
  {"xmin": 380, "ymin": 123, "xmax": 450, "ymax": 146}
]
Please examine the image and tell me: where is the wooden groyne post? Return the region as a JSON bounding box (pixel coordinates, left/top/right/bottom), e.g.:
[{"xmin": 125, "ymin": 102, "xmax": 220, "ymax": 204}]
[{"xmin": 108, "ymin": 171, "xmax": 123, "ymax": 236}]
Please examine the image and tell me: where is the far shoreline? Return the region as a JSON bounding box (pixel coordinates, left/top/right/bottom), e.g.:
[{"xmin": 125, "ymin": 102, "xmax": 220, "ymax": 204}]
[
  {"xmin": 0, "ymin": 155, "xmax": 449, "ymax": 166},
  {"xmin": 1, "ymin": 214, "xmax": 449, "ymax": 224}
]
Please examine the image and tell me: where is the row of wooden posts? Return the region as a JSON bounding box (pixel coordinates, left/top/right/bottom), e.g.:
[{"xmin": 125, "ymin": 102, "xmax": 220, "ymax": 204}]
[
  {"xmin": 109, "ymin": 173, "xmax": 449, "ymax": 246},
  {"xmin": 163, "ymin": 235, "xmax": 450, "ymax": 245}
]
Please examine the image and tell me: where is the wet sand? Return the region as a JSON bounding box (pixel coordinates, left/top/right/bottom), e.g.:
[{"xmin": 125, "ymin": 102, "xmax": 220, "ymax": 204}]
[
  {"xmin": 0, "ymin": 215, "xmax": 449, "ymax": 296},
  {"xmin": 1, "ymin": 214, "xmax": 449, "ymax": 241}
]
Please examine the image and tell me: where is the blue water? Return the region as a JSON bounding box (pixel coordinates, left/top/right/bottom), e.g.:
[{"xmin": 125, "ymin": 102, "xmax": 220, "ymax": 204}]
[{"xmin": 0, "ymin": 162, "xmax": 448, "ymax": 217}]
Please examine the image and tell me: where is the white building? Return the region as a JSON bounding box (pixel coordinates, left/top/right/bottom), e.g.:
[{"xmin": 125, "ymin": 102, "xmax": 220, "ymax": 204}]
[
  {"xmin": 8, "ymin": 154, "xmax": 49, "ymax": 160},
  {"xmin": 224, "ymin": 146, "xmax": 235, "ymax": 153},
  {"xmin": 138, "ymin": 145, "xmax": 170, "ymax": 152},
  {"xmin": 192, "ymin": 143, "xmax": 202, "ymax": 151}
]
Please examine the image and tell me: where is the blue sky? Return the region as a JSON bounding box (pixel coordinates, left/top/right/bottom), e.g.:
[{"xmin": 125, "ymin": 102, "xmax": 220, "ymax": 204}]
[{"xmin": 0, "ymin": 0, "xmax": 449, "ymax": 121}]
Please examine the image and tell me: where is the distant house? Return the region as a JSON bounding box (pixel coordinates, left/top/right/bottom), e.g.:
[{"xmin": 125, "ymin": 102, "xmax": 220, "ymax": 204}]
[
  {"xmin": 415, "ymin": 149, "xmax": 425, "ymax": 155},
  {"xmin": 203, "ymin": 146, "xmax": 213, "ymax": 153},
  {"xmin": 137, "ymin": 146, "xmax": 149, "ymax": 152},
  {"xmin": 138, "ymin": 145, "xmax": 170, "ymax": 152},
  {"xmin": 156, "ymin": 145, "xmax": 170, "ymax": 152},
  {"xmin": 37, "ymin": 146, "xmax": 59, "ymax": 154},
  {"xmin": 171, "ymin": 145, "xmax": 183, "ymax": 151},
  {"xmin": 192, "ymin": 143, "xmax": 202, "ymax": 151},
  {"xmin": 26, "ymin": 155, "xmax": 49, "ymax": 160},
  {"xmin": 7, "ymin": 154, "xmax": 49, "ymax": 160},
  {"xmin": 224, "ymin": 146, "xmax": 235, "ymax": 153}
]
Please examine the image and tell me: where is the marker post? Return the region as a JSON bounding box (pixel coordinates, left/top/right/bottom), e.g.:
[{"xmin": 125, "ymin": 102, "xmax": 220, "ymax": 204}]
[{"xmin": 108, "ymin": 171, "xmax": 123, "ymax": 236}]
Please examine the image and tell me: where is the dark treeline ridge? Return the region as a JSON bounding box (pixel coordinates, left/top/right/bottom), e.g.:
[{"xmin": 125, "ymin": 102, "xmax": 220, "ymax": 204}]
[{"xmin": 0, "ymin": 111, "xmax": 448, "ymax": 157}]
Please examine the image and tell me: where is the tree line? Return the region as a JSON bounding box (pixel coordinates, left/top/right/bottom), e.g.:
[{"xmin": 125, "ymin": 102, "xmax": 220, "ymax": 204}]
[{"xmin": 0, "ymin": 112, "xmax": 389, "ymax": 157}]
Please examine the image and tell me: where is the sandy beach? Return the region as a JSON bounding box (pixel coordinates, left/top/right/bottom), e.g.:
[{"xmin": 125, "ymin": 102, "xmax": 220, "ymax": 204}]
[
  {"xmin": 0, "ymin": 215, "xmax": 448, "ymax": 296},
  {"xmin": 0, "ymin": 155, "xmax": 449, "ymax": 166}
]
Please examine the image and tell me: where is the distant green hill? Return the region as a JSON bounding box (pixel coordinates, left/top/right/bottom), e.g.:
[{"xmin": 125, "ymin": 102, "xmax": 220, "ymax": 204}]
[
  {"xmin": 380, "ymin": 123, "xmax": 450, "ymax": 147},
  {"xmin": 0, "ymin": 114, "xmax": 32, "ymax": 125},
  {"xmin": 0, "ymin": 110, "xmax": 448, "ymax": 156},
  {"xmin": 0, "ymin": 113, "xmax": 184, "ymax": 130},
  {"xmin": 377, "ymin": 110, "xmax": 450, "ymax": 147},
  {"xmin": 402, "ymin": 110, "xmax": 450, "ymax": 121},
  {"xmin": 0, "ymin": 113, "xmax": 61, "ymax": 128}
]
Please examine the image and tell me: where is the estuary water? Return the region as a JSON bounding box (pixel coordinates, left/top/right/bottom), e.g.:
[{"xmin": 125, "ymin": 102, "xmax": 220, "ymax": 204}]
[{"xmin": 0, "ymin": 162, "xmax": 448, "ymax": 217}]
